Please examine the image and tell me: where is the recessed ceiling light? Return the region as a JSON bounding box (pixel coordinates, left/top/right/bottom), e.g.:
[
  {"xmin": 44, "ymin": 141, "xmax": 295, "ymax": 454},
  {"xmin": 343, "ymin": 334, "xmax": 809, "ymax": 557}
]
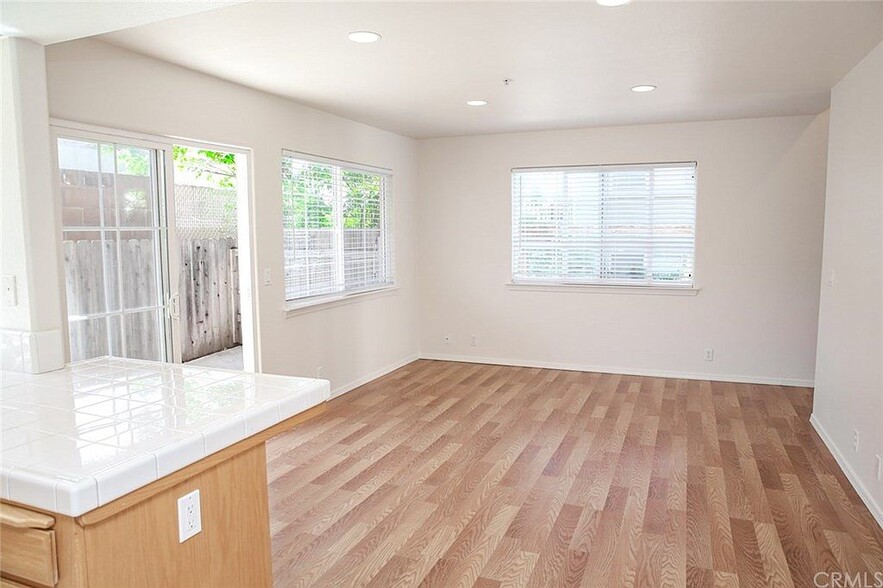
[
  {"xmin": 348, "ymin": 31, "xmax": 381, "ymax": 43},
  {"xmin": 596, "ymin": 0, "xmax": 631, "ymax": 6},
  {"xmin": 466, "ymin": 100, "xmax": 488, "ymax": 107},
  {"xmin": 631, "ymin": 84, "xmax": 657, "ymax": 93}
]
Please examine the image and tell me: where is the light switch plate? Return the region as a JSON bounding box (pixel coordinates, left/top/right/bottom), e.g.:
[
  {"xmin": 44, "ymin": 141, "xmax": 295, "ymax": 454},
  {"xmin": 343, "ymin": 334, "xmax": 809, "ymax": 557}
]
[{"xmin": 177, "ymin": 489, "xmax": 202, "ymax": 543}]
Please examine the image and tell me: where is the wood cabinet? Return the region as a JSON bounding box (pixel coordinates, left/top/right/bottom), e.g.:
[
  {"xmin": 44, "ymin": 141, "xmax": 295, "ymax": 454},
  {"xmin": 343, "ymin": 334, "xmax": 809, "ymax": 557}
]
[
  {"xmin": 0, "ymin": 405, "xmax": 324, "ymax": 588},
  {"xmin": 0, "ymin": 504, "xmax": 58, "ymax": 587},
  {"xmin": 2, "ymin": 578, "xmax": 37, "ymax": 588}
]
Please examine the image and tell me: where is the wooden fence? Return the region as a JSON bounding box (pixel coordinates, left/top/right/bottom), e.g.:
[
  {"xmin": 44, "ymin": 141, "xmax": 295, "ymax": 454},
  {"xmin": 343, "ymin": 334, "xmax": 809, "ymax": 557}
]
[
  {"xmin": 63, "ymin": 238, "xmax": 161, "ymax": 362},
  {"xmin": 63, "ymin": 237, "xmax": 240, "ymax": 363},
  {"xmin": 179, "ymin": 238, "xmax": 240, "ymax": 362}
]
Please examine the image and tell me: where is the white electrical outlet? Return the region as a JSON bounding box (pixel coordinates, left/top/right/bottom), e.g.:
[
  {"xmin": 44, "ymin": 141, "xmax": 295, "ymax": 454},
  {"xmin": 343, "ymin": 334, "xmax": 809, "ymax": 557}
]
[
  {"xmin": 826, "ymin": 270, "xmax": 835, "ymax": 288},
  {"xmin": 316, "ymin": 366, "xmax": 323, "ymax": 378},
  {"xmin": 853, "ymin": 430, "xmax": 859, "ymax": 453},
  {"xmin": 704, "ymin": 349, "xmax": 714, "ymax": 362},
  {"xmin": 263, "ymin": 268, "xmax": 272, "ymax": 286},
  {"xmin": 470, "ymin": 334, "xmax": 478, "ymax": 347},
  {"xmin": 177, "ymin": 489, "xmax": 202, "ymax": 543}
]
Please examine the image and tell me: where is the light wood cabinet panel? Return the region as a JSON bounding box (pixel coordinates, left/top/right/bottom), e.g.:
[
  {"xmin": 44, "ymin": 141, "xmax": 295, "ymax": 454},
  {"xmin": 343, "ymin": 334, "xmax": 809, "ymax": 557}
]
[
  {"xmin": 82, "ymin": 443, "xmax": 272, "ymax": 588},
  {"xmin": 1, "ymin": 577, "xmax": 33, "ymax": 588},
  {"xmin": 0, "ymin": 526, "xmax": 58, "ymax": 588},
  {"xmin": 0, "ymin": 505, "xmax": 53, "ymax": 530}
]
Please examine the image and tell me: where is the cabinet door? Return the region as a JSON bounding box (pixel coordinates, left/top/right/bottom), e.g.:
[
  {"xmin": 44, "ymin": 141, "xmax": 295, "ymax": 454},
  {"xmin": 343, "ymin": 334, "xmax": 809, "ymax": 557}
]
[{"xmin": 0, "ymin": 526, "xmax": 58, "ymax": 587}]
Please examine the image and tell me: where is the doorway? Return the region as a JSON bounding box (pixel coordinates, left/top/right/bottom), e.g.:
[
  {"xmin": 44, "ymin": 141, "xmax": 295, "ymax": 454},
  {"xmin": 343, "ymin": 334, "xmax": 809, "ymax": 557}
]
[
  {"xmin": 53, "ymin": 124, "xmax": 256, "ymax": 372},
  {"xmin": 170, "ymin": 144, "xmax": 252, "ymax": 371}
]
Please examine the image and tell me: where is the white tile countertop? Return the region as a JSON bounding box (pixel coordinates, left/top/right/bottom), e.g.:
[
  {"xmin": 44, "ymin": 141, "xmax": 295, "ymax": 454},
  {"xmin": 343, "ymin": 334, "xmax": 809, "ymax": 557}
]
[{"xmin": 0, "ymin": 356, "xmax": 329, "ymax": 517}]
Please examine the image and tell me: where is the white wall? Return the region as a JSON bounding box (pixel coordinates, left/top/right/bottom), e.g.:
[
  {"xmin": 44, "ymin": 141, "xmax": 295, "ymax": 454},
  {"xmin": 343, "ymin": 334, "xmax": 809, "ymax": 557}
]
[
  {"xmin": 417, "ymin": 114, "xmax": 829, "ymax": 385},
  {"xmin": 1, "ymin": 38, "xmax": 63, "ymax": 333},
  {"xmin": 1, "ymin": 38, "xmax": 65, "ymax": 373},
  {"xmin": 45, "ymin": 39, "xmax": 419, "ymax": 392},
  {"xmin": 812, "ymin": 41, "xmax": 883, "ymax": 527}
]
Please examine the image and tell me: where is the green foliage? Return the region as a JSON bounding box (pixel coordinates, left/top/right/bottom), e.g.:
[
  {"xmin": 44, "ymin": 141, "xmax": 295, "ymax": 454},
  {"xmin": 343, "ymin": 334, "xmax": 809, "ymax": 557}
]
[
  {"xmin": 173, "ymin": 145, "xmax": 237, "ymax": 189},
  {"xmin": 114, "ymin": 146, "xmax": 151, "ymax": 176},
  {"xmin": 281, "ymin": 161, "xmax": 384, "ymax": 230},
  {"xmin": 342, "ymin": 171, "xmax": 382, "ymax": 229},
  {"xmin": 282, "ymin": 161, "xmax": 334, "ymax": 228}
]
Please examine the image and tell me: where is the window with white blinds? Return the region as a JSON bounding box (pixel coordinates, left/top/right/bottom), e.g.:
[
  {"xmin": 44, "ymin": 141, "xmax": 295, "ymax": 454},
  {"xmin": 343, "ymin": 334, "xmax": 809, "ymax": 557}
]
[
  {"xmin": 512, "ymin": 162, "xmax": 696, "ymax": 287},
  {"xmin": 281, "ymin": 152, "xmax": 393, "ymax": 303}
]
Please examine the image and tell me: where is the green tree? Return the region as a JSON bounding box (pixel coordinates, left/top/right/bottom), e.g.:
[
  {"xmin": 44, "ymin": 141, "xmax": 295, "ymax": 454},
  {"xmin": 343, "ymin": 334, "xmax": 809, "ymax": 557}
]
[
  {"xmin": 173, "ymin": 146, "xmax": 237, "ymax": 189},
  {"xmin": 114, "ymin": 146, "xmax": 151, "ymax": 176},
  {"xmin": 281, "ymin": 161, "xmax": 384, "ymax": 230},
  {"xmin": 343, "ymin": 170, "xmax": 382, "ymax": 229},
  {"xmin": 282, "ymin": 161, "xmax": 334, "ymax": 228}
]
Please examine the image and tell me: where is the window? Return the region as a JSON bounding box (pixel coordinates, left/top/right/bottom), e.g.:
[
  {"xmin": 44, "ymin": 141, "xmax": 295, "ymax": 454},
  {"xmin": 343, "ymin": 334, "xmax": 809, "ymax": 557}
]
[
  {"xmin": 511, "ymin": 162, "xmax": 697, "ymax": 288},
  {"xmin": 281, "ymin": 152, "xmax": 393, "ymax": 303}
]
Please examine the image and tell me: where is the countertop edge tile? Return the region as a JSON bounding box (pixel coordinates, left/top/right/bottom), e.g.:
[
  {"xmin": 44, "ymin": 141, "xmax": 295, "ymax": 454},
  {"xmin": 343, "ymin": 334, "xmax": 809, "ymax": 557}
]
[
  {"xmin": 278, "ymin": 392, "xmax": 313, "ymax": 422},
  {"xmin": 202, "ymin": 414, "xmax": 247, "ymax": 454},
  {"xmin": 153, "ymin": 433, "xmax": 207, "ymax": 479},
  {"xmin": 244, "ymin": 402, "xmax": 282, "ymax": 436},
  {"xmin": 55, "ymin": 476, "xmax": 99, "ymax": 516},
  {"xmin": 94, "ymin": 453, "xmax": 158, "ymax": 506},
  {"xmin": 0, "ymin": 468, "xmax": 10, "ymax": 500},
  {"xmin": 7, "ymin": 467, "xmax": 57, "ymax": 512}
]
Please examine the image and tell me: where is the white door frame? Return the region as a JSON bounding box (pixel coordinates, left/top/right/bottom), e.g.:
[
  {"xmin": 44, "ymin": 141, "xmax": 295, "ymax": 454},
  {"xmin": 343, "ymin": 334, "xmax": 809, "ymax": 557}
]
[{"xmin": 49, "ymin": 118, "xmax": 261, "ymax": 372}]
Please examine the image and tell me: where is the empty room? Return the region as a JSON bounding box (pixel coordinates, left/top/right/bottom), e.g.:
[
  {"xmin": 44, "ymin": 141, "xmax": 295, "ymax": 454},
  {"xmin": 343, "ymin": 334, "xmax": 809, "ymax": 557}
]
[{"xmin": 0, "ymin": 1, "xmax": 881, "ymax": 586}]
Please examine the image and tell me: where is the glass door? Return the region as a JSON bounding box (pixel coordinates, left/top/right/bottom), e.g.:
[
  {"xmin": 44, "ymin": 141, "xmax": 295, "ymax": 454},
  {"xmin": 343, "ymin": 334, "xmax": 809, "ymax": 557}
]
[{"xmin": 55, "ymin": 134, "xmax": 175, "ymax": 363}]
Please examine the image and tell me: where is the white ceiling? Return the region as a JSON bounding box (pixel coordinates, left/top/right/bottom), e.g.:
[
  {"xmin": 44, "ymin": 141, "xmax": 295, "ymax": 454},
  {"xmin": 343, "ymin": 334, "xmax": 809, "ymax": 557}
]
[
  {"xmin": 16, "ymin": 2, "xmax": 883, "ymax": 138},
  {"xmin": 0, "ymin": 1, "xmax": 249, "ymax": 45}
]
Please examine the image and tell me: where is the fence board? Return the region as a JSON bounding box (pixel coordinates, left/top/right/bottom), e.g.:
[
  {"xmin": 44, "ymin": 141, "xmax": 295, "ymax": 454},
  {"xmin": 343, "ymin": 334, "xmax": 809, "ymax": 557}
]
[
  {"xmin": 179, "ymin": 237, "xmax": 240, "ymax": 362},
  {"xmin": 64, "ymin": 238, "xmax": 157, "ymax": 360}
]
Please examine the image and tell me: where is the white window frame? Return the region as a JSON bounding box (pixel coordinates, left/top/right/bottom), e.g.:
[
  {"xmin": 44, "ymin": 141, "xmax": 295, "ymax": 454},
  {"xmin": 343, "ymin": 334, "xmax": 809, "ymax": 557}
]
[
  {"xmin": 281, "ymin": 150, "xmax": 395, "ymax": 313},
  {"xmin": 509, "ymin": 161, "xmax": 699, "ymax": 295}
]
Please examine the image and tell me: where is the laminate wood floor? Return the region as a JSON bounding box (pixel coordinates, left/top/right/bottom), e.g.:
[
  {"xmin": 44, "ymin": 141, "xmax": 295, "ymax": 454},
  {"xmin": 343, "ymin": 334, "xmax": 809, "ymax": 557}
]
[{"xmin": 267, "ymin": 360, "xmax": 883, "ymax": 587}]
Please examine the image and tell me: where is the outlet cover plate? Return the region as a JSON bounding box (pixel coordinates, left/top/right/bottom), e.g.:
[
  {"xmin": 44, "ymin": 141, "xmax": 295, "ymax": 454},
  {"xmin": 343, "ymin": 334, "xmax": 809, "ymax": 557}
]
[{"xmin": 177, "ymin": 489, "xmax": 202, "ymax": 543}]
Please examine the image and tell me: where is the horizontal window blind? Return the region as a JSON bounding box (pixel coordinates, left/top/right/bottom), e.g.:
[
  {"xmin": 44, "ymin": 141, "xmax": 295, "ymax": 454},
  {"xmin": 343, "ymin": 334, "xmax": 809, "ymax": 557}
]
[
  {"xmin": 512, "ymin": 162, "xmax": 696, "ymax": 287},
  {"xmin": 282, "ymin": 152, "xmax": 393, "ymax": 302}
]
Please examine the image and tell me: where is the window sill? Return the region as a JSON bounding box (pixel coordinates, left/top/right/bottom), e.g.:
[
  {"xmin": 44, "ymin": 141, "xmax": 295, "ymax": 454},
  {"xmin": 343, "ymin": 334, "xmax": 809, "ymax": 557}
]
[
  {"xmin": 505, "ymin": 282, "xmax": 699, "ymax": 296},
  {"xmin": 284, "ymin": 285, "xmax": 400, "ymax": 317}
]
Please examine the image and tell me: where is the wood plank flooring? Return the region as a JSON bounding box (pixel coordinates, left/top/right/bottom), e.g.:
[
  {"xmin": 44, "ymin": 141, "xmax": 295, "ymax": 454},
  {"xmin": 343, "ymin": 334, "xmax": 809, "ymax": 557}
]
[{"xmin": 267, "ymin": 360, "xmax": 883, "ymax": 587}]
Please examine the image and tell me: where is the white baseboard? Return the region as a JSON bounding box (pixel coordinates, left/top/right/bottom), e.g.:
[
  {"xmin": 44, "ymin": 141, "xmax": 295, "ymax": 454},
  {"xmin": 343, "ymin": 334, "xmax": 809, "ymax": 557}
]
[
  {"xmin": 330, "ymin": 354, "xmax": 420, "ymax": 398},
  {"xmin": 418, "ymin": 352, "xmax": 814, "ymax": 388},
  {"xmin": 810, "ymin": 414, "xmax": 883, "ymax": 530}
]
